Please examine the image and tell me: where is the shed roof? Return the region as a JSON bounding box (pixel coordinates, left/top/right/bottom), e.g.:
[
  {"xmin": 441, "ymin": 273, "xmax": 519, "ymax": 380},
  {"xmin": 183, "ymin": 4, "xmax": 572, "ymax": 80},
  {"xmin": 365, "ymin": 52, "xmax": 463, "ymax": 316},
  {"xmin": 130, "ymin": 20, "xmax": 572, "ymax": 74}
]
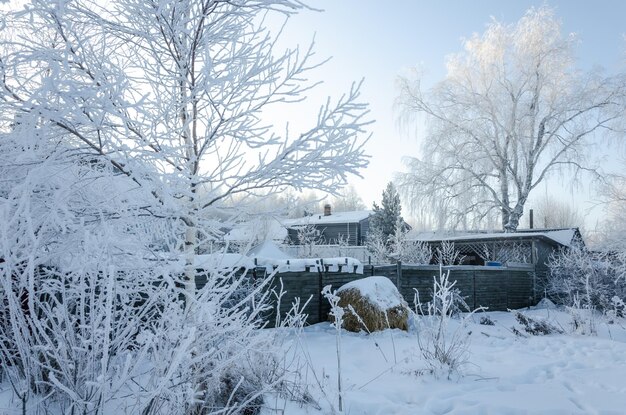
[{"xmin": 409, "ymin": 228, "xmax": 581, "ymax": 247}]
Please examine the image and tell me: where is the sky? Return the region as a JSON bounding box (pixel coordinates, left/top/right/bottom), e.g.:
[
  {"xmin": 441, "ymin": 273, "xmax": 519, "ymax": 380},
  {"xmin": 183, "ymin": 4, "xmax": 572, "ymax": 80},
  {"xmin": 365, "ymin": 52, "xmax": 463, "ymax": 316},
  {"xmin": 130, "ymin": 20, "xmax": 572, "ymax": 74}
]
[{"xmin": 269, "ymin": 0, "xmax": 626, "ymax": 231}]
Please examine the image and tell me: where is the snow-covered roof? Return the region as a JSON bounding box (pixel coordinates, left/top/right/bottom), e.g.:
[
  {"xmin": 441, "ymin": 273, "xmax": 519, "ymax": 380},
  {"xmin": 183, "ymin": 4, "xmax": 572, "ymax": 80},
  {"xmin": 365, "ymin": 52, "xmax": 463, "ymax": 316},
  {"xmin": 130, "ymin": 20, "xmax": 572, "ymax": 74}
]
[
  {"xmin": 246, "ymin": 240, "xmax": 291, "ymax": 260},
  {"xmin": 409, "ymin": 228, "xmax": 580, "ymax": 247},
  {"xmin": 284, "ymin": 210, "xmax": 372, "ymax": 227},
  {"xmin": 223, "ymin": 217, "xmax": 288, "ymax": 242}
]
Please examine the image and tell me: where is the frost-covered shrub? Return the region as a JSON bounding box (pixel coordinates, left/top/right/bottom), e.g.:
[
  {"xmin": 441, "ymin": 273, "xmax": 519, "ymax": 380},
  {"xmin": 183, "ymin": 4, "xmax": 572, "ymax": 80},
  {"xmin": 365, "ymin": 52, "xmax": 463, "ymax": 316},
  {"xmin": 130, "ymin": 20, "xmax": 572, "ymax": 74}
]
[
  {"xmin": 322, "ymin": 285, "xmax": 345, "ymax": 413},
  {"xmin": 0, "ymin": 140, "xmax": 299, "ymax": 415},
  {"xmin": 435, "ymin": 241, "xmax": 464, "ymax": 265},
  {"xmin": 414, "ymin": 268, "xmax": 476, "ymax": 379},
  {"xmin": 398, "ymin": 240, "xmax": 433, "ymax": 265},
  {"xmin": 548, "ymin": 246, "xmax": 625, "ymax": 312},
  {"xmin": 512, "ymin": 311, "xmax": 563, "ymax": 336},
  {"xmin": 479, "ymin": 315, "xmax": 495, "ymax": 326},
  {"xmin": 607, "ymin": 296, "xmax": 626, "ymax": 322},
  {"xmin": 0, "ymin": 141, "xmax": 171, "ymax": 413},
  {"xmin": 365, "ymin": 229, "xmax": 391, "ymax": 264},
  {"xmin": 137, "ymin": 269, "xmax": 293, "ymax": 415}
]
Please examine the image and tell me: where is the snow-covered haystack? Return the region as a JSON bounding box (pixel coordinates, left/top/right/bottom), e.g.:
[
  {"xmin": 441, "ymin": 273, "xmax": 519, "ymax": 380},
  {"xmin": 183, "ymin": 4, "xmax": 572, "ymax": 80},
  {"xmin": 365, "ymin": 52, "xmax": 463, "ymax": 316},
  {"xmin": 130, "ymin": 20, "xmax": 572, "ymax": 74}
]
[{"xmin": 333, "ymin": 276, "xmax": 409, "ymax": 332}]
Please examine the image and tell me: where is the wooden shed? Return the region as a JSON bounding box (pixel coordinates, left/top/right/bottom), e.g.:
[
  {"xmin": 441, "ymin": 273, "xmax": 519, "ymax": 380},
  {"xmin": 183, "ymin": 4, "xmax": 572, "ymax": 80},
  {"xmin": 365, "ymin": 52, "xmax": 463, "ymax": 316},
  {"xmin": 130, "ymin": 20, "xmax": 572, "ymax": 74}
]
[
  {"xmin": 411, "ymin": 228, "xmax": 582, "ymax": 264},
  {"xmin": 409, "ymin": 227, "xmax": 584, "ymax": 299}
]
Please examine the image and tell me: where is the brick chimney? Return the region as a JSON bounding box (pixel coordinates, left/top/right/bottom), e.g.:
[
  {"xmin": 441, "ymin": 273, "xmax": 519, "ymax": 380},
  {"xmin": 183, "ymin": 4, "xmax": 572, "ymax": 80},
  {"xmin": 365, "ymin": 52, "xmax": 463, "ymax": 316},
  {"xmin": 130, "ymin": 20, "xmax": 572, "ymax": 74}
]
[{"xmin": 324, "ymin": 203, "xmax": 331, "ymax": 216}]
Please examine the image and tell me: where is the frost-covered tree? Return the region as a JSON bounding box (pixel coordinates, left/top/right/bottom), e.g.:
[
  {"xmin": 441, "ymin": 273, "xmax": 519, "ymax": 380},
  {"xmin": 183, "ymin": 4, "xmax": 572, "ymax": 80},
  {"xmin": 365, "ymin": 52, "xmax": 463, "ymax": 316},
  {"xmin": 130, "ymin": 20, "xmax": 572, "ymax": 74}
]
[
  {"xmin": 396, "ymin": 6, "xmax": 626, "ymax": 232},
  {"xmin": 0, "ymin": 0, "xmax": 371, "ymax": 293},
  {"xmin": 324, "ymin": 184, "xmax": 367, "ymax": 212},
  {"xmin": 531, "ymin": 195, "xmax": 583, "ymax": 229},
  {"xmin": 597, "ymin": 166, "xmax": 626, "ymax": 251},
  {"xmin": 389, "ymin": 216, "xmax": 432, "ymax": 264},
  {"xmin": 294, "ymin": 223, "xmax": 323, "ymax": 258},
  {"xmin": 0, "ymin": 1, "xmax": 370, "ymax": 412},
  {"xmin": 369, "ymin": 182, "xmax": 404, "ymax": 243}
]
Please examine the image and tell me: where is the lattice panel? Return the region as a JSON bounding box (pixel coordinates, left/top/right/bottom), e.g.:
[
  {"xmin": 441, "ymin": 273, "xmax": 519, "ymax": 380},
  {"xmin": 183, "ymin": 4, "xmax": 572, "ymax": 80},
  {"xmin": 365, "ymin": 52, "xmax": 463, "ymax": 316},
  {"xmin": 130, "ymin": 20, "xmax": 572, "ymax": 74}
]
[{"xmin": 449, "ymin": 240, "xmax": 533, "ymax": 264}]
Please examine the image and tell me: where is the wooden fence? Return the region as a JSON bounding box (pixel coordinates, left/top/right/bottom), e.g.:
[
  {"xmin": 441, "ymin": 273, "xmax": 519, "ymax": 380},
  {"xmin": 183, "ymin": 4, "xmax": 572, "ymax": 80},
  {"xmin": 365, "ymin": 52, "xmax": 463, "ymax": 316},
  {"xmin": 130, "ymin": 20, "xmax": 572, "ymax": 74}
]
[{"xmin": 258, "ymin": 263, "xmax": 535, "ymax": 327}]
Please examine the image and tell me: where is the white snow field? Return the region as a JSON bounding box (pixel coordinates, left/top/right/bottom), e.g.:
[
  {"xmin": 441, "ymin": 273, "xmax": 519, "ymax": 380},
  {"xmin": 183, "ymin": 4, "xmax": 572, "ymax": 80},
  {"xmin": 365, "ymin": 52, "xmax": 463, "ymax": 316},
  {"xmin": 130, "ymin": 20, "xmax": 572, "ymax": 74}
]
[
  {"xmin": 267, "ymin": 306, "xmax": 626, "ymax": 415},
  {"xmin": 1, "ymin": 306, "xmax": 625, "ymax": 414}
]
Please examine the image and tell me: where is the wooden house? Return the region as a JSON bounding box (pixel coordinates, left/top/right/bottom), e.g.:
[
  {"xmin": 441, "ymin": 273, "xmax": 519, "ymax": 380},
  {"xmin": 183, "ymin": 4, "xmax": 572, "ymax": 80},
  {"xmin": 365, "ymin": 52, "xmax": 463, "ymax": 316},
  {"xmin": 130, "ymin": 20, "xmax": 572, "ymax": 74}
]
[{"xmin": 284, "ymin": 205, "xmax": 372, "ymax": 246}]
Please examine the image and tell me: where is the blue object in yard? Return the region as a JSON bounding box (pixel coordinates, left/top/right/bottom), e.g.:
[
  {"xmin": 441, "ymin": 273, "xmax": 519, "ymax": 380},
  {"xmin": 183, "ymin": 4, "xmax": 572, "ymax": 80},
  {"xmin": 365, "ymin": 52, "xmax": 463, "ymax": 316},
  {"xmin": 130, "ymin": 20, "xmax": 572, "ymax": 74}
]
[{"xmin": 486, "ymin": 261, "xmax": 502, "ymax": 266}]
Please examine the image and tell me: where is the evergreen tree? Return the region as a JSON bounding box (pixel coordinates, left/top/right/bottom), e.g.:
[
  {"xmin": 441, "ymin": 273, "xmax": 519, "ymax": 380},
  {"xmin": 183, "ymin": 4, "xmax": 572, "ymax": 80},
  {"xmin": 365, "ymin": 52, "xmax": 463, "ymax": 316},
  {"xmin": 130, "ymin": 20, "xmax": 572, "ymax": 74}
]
[{"xmin": 369, "ymin": 182, "xmax": 403, "ymax": 244}]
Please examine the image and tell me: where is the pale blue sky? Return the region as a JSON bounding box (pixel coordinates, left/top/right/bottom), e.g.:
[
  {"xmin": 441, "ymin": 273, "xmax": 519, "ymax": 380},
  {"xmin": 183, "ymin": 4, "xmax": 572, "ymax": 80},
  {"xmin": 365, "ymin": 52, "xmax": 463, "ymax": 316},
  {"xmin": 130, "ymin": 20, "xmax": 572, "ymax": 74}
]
[{"xmin": 273, "ymin": 1, "xmax": 625, "ymax": 230}]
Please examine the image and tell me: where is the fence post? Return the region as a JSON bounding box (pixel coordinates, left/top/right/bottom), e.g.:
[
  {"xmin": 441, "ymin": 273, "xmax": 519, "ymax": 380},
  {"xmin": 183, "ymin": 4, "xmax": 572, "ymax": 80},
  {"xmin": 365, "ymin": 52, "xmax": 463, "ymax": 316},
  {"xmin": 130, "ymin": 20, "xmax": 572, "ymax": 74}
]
[
  {"xmin": 318, "ymin": 259, "xmax": 324, "ymax": 323},
  {"xmin": 396, "ymin": 260, "xmax": 402, "ymax": 289},
  {"xmin": 472, "ymin": 269, "xmax": 477, "ymax": 310}
]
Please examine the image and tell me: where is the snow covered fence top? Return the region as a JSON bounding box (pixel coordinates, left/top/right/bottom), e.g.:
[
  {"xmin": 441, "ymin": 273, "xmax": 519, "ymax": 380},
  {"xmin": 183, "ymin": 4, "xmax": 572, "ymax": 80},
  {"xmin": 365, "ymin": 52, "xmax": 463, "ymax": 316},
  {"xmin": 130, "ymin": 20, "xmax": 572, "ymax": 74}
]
[
  {"xmin": 254, "ymin": 257, "xmax": 363, "ymax": 274},
  {"xmin": 169, "ymin": 253, "xmax": 363, "ymax": 274},
  {"xmin": 170, "ymin": 253, "xmax": 256, "ymax": 272}
]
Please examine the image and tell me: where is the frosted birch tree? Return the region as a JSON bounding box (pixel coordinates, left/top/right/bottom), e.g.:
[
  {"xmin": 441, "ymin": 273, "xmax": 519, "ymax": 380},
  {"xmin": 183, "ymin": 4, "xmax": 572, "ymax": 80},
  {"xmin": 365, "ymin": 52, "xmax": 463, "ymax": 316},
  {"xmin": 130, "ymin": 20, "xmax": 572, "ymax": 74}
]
[
  {"xmin": 0, "ymin": 1, "xmax": 370, "ymax": 412},
  {"xmin": 0, "ymin": 0, "xmax": 371, "ymax": 293},
  {"xmin": 396, "ymin": 6, "xmax": 626, "ymax": 232},
  {"xmin": 532, "ymin": 195, "xmax": 583, "ymax": 229}
]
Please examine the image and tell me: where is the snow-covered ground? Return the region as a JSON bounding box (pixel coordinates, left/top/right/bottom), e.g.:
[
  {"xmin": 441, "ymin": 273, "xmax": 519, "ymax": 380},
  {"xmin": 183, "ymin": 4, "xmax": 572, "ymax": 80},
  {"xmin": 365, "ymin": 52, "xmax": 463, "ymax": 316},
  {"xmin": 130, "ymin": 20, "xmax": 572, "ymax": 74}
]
[
  {"xmin": 2, "ymin": 306, "xmax": 625, "ymax": 414},
  {"xmin": 268, "ymin": 306, "xmax": 626, "ymax": 415}
]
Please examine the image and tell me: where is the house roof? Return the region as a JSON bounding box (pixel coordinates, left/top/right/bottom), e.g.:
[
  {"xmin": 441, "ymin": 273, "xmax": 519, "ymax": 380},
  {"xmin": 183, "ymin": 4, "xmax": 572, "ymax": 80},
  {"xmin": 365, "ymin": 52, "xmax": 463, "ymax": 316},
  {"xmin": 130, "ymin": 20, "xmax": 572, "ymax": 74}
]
[
  {"xmin": 246, "ymin": 240, "xmax": 291, "ymax": 260},
  {"xmin": 409, "ymin": 228, "xmax": 581, "ymax": 247},
  {"xmin": 284, "ymin": 210, "xmax": 372, "ymax": 227},
  {"xmin": 223, "ymin": 217, "xmax": 288, "ymax": 242}
]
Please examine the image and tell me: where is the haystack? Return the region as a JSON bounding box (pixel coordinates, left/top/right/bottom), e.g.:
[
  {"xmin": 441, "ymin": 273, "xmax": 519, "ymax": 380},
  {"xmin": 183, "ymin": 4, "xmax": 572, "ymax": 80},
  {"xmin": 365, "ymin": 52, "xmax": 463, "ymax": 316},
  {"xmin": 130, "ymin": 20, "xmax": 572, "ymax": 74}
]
[{"xmin": 332, "ymin": 276, "xmax": 409, "ymax": 332}]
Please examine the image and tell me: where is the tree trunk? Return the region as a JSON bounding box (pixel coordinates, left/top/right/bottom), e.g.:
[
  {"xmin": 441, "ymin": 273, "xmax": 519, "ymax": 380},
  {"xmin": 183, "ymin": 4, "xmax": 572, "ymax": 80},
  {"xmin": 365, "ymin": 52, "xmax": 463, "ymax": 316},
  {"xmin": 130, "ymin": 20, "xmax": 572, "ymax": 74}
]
[{"xmin": 184, "ymin": 220, "xmax": 197, "ymax": 305}]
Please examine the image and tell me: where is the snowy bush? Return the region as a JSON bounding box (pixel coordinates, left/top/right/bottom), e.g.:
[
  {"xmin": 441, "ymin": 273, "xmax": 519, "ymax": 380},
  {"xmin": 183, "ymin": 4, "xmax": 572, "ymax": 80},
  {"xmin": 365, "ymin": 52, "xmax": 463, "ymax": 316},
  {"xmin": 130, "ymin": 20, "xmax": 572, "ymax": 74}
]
[
  {"xmin": 479, "ymin": 315, "xmax": 495, "ymax": 326},
  {"xmin": 365, "ymin": 229, "xmax": 392, "ymax": 264},
  {"xmin": 389, "ymin": 216, "xmax": 433, "ymax": 264},
  {"xmin": 435, "ymin": 241, "xmax": 465, "ymax": 265},
  {"xmin": 413, "ymin": 267, "xmax": 475, "ymax": 379},
  {"xmin": 512, "ymin": 311, "xmax": 563, "ymax": 336},
  {"xmin": 0, "ymin": 109, "xmax": 309, "ymax": 415},
  {"xmin": 607, "ymin": 296, "xmax": 626, "ymax": 322},
  {"xmin": 322, "ymin": 285, "xmax": 345, "ymax": 413},
  {"xmin": 548, "ymin": 246, "xmax": 626, "ymax": 313},
  {"xmin": 566, "ymin": 297, "xmax": 597, "ymax": 335},
  {"xmin": 137, "ymin": 270, "xmax": 283, "ymax": 415}
]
